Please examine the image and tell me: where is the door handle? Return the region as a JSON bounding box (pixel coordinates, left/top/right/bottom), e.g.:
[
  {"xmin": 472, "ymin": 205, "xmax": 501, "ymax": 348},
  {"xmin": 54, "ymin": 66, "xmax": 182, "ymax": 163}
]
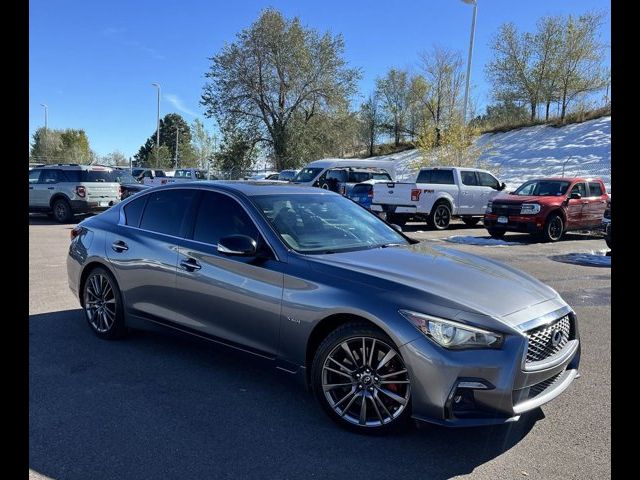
[
  {"xmin": 180, "ymin": 258, "xmax": 201, "ymax": 272},
  {"xmin": 111, "ymin": 240, "xmax": 129, "ymax": 252},
  {"xmin": 47, "ymin": 187, "xmax": 55, "ymax": 190}
]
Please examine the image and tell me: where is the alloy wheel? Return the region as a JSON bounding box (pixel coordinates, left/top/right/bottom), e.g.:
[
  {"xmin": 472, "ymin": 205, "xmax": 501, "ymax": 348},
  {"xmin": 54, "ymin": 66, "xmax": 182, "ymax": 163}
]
[
  {"xmin": 84, "ymin": 273, "xmax": 117, "ymax": 333},
  {"xmin": 434, "ymin": 205, "xmax": 450, "ymax": 229},
  {"xmin": 548, "ymin": 216, "xmax": 563, "ymax": 241},
  {"xmin": 321, "ymin": 336, "xmax": 410, "ymax": 427}
]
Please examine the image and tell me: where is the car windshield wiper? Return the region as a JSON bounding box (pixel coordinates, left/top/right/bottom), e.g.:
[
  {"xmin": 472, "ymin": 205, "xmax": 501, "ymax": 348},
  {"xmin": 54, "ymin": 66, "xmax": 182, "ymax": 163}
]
[{"xmin": 379, "ymin": 243, "xmax": 404, "ymax": 248}]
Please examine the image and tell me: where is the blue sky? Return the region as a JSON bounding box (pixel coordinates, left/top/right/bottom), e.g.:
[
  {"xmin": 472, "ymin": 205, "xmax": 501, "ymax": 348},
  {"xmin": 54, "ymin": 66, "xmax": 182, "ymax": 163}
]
[{"xmin": 29, "ymin": 0, "xmax": 610, "ymax": 159}]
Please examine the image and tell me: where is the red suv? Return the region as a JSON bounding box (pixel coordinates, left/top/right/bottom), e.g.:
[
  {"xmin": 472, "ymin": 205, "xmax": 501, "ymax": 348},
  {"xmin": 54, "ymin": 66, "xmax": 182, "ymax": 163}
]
[{"xmin": 484, "ymin": 177, "xmax": 609, "ymax": 242}]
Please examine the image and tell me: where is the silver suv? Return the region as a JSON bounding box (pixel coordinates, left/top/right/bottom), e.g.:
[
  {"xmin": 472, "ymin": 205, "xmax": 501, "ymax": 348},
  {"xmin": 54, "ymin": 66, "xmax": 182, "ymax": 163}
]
[{"xmin": 29, "ymin": 164, "xmax": 121, "ymax": 222}]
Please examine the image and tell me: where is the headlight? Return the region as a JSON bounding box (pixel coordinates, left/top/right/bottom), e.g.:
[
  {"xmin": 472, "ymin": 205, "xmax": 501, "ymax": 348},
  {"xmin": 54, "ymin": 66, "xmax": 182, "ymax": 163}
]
[
  {"xmin": 486, "ymin": 201, "xmax": 493, "ymax": 213},
  {"xmin": 520, "ymin": 203, "xmax": 541, "ymax": 215},
  {"xmin": 399, "ymin": 310, "xmax": 503, "ymax": 349}
]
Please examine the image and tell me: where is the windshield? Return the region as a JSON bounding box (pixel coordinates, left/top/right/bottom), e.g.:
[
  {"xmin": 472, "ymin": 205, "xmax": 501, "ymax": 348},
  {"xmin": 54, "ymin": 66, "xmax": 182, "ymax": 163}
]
[
  {"xmin": 279, "ymin": 170, "xmax": 297, "ymax": 181},
  {"xmin": 293, "ymin": 167, "xmax": 323, "ymax": 183},
  {"xmin": 113, "ymin": 171, "xmax": 138, "ymax": 184},
  {"xmin": 252, "ymin": 193, "xmax": 409, "ymax": 253},
  {"xmin": 514, "ymin": 180, "xmax": 570, "ymax": 196},
  {"xmin": 131, "ymin": 168, "xmax": 144, "ymax": 177}
]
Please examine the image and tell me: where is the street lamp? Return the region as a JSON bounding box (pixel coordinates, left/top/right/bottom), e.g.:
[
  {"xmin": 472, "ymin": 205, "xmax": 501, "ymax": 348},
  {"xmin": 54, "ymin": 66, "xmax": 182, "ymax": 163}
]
[
  {"xmin": 151, "ymin": 83, "xmax": 161, "ymax": 167},
  {"xmin": 461, "ymin": 0, "xmax": 477, "ymax": 124},
  {"xmin": 40, "ymin": 103, "xmax": 48, "ymax": 130}
]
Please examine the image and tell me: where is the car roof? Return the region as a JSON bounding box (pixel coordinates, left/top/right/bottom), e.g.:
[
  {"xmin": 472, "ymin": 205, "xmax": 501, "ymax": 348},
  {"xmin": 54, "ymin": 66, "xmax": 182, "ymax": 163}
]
[
  {"xmin": 304, "ymin": 159, "xmax": 396, "ymax": 169},
  {"xmin": 524, "ymin": 177, "xmax": 602, "ymax": 182},
  {"xmin": 37, "ymin": 164, "xmax": 115, "ymax": 171},
  {"xmin": 151, "ymin": 180, "xmax": 334, "ymax": 197}
]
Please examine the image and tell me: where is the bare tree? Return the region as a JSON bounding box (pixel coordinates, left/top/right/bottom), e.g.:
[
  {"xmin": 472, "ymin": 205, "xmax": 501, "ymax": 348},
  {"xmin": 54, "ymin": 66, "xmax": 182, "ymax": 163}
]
[
  {"xmin": 359, "ymin": 93, "xmax": 380, "ymax": 156},
  {"xmin": 556, "ymin": 12, "xmax": 607, "ymax": 121},
  {"xmin": 418, "ymin": 46, "xmax": 464, "ymax": 146}
]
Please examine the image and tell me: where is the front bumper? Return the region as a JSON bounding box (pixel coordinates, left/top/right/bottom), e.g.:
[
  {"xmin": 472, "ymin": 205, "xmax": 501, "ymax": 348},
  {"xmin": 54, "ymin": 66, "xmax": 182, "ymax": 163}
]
[
  {"xmin": 484, "ymin": 213, "xmax": 543, "ymax": 234},
  {"xmin": 400, "ymin": 307, "xmax": 580, "ymax": 427}
]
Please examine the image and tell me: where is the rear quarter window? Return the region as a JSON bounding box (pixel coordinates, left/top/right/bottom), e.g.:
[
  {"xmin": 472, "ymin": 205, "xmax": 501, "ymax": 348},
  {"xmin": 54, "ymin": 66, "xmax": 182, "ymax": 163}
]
[{"xmin": 123, "ymin": 195, "xmax": 148, "ymax": 227}]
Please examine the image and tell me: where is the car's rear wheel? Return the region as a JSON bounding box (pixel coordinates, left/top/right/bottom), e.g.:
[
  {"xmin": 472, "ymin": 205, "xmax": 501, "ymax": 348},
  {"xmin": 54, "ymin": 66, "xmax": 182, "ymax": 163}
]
[
  {"xmin": 387, "ymin": 213, "xmax": 407, "ymax": 227},
  {"xmin": 311, "ymin": 323, "xmax": 412, "ymax": 434},
  {"xmin": 605, "ymin": 223, "xmax": 611, "ymax": 249},
  {"xmin": 541, "ymin": 213, "xmax": 564, "ymax": 242},
  {"xmin": 52, "ymin": 198, "xmax": 72, "ymax": 223},
  {"xmin": 487, "ymin": 229, "xmax": 506, "ymax": 239},
  {"xmin": 82, "ymin": 267, "xmax": 127, "ymax": 340},
  {"xmin": 429, "ymin": 202, "xmax": 452, "ymax": 230}
]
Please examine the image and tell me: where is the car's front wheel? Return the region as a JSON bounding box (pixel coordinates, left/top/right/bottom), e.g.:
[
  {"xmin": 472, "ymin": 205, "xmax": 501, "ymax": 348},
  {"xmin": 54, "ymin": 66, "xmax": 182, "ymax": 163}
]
[
  {"xmin": 82, "ymin": 267, "xmax": 127, "ymax": 340},
  {"xmin": 311, "ymin": 323, "xmax": 412, "ymax": 433},
  {"xmin": 541, "ymin": 213, "xmax": 564, "ymax": 242}
]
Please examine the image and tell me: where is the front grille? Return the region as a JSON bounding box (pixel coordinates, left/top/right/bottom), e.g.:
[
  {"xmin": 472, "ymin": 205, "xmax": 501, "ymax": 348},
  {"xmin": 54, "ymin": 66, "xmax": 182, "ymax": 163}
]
[
  {"xmin": 513, "ymin": 369, "xmax": 567, "ymax": 405},
  {"xmin": 524, "ymin": 315, "xmax": 572, "ymax": 363},
  {"xmin": 492, "ymin": 204, "xmax": 522, "ymax": 216}
]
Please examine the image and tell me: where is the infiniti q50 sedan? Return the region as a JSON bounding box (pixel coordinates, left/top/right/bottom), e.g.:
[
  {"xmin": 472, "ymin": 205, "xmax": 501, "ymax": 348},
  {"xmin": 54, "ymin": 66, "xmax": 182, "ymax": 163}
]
[{"xmin": 67, "ymin": 181, "xmax": 580, "ymax": 433}]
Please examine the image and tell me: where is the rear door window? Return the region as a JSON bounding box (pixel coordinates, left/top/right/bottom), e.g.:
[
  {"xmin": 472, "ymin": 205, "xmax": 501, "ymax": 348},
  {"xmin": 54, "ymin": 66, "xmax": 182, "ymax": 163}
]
[
  {"xmin": 29, "ymin": 170, "xmax": 42, "ymax": 184},
  {"xmin": 139, "ymin": 189, "xmax": 197, "ymax": 236},
  {"xmin": 460, "ymin": 171, "xmax": 478, "ymax": 186},
  {"xmin": 192, "ymin": 191, "xmax": 259, "ymax": 246},
  {"xmin": 588, "ymin": 182, "xmax": 603, "ymax": 197}
]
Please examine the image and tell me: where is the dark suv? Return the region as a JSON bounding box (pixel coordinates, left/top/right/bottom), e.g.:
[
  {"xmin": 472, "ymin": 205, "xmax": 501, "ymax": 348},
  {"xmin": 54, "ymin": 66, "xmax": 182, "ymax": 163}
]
[
  {"xmin": 484, "ymin": 177, "xmax": 609, "ymax": 242},
  {"xmin": 317, "ymin": 168, "xmax": 392, "ymax": 196}
]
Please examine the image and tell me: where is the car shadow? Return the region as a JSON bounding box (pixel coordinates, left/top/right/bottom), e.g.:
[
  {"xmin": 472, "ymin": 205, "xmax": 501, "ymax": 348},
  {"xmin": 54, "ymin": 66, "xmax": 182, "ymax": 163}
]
[
  {"xmin": 30, "ymin": 309, "xmax": 544, "ymax": 480},
  {"xmin": 28, "ymin": 214, "xmax": 91, "ymax": 226}
]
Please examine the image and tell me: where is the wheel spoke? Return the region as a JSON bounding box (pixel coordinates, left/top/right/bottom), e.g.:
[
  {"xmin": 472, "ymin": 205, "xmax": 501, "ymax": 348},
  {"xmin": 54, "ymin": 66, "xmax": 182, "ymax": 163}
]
[
  {"xmin": 370, "ymin": 395, "xmax": 384, "ymax": 423},
  {"xmin": 323, "ymin": 382, "xmax": 353, "ymax": 392},
  {"xmin": 323, "ymin": 365, "xmax": 353, "ymax": 380},
  {"xmin": 333, "ymin": 389, "xmax": 356, "ymax": 409},
  {"xmin": 341, "ymin": 342, "xmax": 358, "ymax": 366},
  {"xmin": 361, "ymin": 338, "xmax": 366, "ymax": 368},
  {"xmin": 378, "ymin": 369, "xmax": 407, "ymax": 379},
  {"xmin": 376, "ymin": 349, "xmax": 396, "ymax": 371},
  {"xmin": 359, "ymin": 392, "xmax": 367, "ymax": 425},
  {"xmin": 374, "ymin": 393, "xmax": 393, "ymax": 420},
  {"xmin": 327, "ymin": 356, "xmax": 354, "ymax": 374},
  {"xmin": 368, "ymin": 339, "xmax": 377, "ymax": 368},
  {"xmin": 378, "ymin": 387, "xmax": 407, "ymax": 406},
  {"xmin": 339, "ymin": 392, "xmax": 359, "ymax": 416}
]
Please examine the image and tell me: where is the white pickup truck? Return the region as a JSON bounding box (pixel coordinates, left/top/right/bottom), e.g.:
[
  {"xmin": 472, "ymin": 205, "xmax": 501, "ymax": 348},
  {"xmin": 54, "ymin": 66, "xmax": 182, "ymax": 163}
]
[
  {"xmin": 370, "ymin": 166, "xmax": 506, "ymax": 229},
  {"xmin": 142, "ymin": 168, "xmax": 215, "ymax": 186}
]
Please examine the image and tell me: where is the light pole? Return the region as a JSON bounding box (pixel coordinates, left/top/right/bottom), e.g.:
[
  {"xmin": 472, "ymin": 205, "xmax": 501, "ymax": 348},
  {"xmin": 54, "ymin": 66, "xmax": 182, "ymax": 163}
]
[
  {"xmin": 461, "ymin": 0, "xmax": 477, "ymax": 124},
  {"xmin": 151, "ymin": 83, "xmax": 161, "ymax": 167},
  {"xmin": 174, "ymin": 127, "xmax": 180, "ymax": 169},
  {"xmin": 40, "ymin": 103, "xmax": 48, "ymax": 130}
]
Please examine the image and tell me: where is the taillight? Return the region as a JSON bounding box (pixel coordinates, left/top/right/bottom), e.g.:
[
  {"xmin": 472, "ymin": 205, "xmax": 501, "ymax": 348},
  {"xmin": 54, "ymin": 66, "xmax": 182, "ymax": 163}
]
[
  {"xmin": 75, "ymin": 186, "xmax": 86, "ymax": 198},
  {"xmin": 411, "ymin": 189, "xmax": 421, "ymax": 202},
  {"xmin": 367, "ymin": 188, "xmax": 373, "ymax": 198},
  {"xmin": 70, "ymin": 226, "xmax": 82, "ymax": 241}
]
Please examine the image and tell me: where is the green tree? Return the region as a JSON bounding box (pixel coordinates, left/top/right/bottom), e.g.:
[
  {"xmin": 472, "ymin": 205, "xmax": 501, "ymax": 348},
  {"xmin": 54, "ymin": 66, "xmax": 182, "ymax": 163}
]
[
  {"xmin": 102, "ymin": 150, "xmax": 128, "ymax": 166},
  {"xmin": 201, "ymin": 8, "xmax": 360, "ymax": 170},
  {"xmin": 30, "ymin": 128, "xmax": 63, "ymax": 163},
  {"xmin": 190, "ymin": 119, "xmax": 217, "ymax": 170},
  {"xmin": 135, "ymin": 113, "xmax": 193, "ymax": 167},
  {"xmin": 375, "ymin": 68, "xmax": 410, "ymax": 146},
  {"xmin": 214, "ymin": 123, "xmax": 257, "ymax": 178},
  {"xmin": 59, "ymin": 129, "xmax": 92, "ymax": 163}
]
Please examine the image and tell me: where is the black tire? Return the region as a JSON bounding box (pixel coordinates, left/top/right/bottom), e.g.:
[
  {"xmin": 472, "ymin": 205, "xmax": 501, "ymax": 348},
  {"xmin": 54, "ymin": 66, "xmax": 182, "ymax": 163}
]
[
  {"xmin": 82, "ymin": 266, "xmax": 127, "ymax": 340},
  {"xmin": 541, "ymin": 213, "xmax": 564, "ymax": 242},
  {"xmin": 52, "ymin": 198, "xmax": 73, "ymax": 223},
  {"xmin": 311, "ymin": 322, "xmax": 412, "ymax": 434},
  {"xmin": 429, "ymin": 202, "xmax": 452, "ymax": 230},
  {"xmin": 487, "ymin": 229, "xmax": 506, "ymax": 239},
  {"xmin": 462, "ymin": 217, "xmax": 481, "ymax": 227},
  {"xmin": 605, "ymin": 223, "xmax": 611, "ymax": 249}
]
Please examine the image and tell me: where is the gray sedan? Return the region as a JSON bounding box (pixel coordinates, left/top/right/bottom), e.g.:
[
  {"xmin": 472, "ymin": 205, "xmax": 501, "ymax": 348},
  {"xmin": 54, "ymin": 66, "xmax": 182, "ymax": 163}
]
[{"xmin": 67, "ymin": 182, "xmax": 580, "ymax": 433}]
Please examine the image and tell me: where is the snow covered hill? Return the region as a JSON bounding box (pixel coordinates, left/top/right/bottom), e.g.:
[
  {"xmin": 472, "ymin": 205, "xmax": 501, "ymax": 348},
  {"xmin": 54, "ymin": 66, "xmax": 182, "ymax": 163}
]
[{"xmin": 369, "ymin": 116, "xmax": 611, "ymax": 190}]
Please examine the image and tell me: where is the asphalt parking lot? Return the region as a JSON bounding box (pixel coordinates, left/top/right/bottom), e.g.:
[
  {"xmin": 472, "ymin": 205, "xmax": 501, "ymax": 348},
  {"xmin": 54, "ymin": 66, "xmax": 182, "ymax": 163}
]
[{"xmin": 29, "ymin": 215, "xmax": 610, "ymax": 480}]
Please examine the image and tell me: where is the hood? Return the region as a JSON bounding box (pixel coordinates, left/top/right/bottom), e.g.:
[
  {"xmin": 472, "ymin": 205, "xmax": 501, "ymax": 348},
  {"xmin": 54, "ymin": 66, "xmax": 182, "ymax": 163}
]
[{"xmin": 309, "ymin": 242, "xmax": 559, "ymax": 319}]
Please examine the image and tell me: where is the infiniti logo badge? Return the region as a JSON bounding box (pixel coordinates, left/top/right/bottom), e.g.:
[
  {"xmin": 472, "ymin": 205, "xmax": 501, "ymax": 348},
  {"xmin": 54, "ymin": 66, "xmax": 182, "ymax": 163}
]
[{"xmin": 551, "ymin": 329, "xmax": 564, "ymax": 348}]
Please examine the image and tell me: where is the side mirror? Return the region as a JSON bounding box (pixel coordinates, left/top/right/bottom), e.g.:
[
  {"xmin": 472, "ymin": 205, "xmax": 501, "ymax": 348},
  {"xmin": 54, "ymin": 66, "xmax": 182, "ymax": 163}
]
[
  {"xmin": 390, "ymin": 224, "xmax": 403, "ymax": 233},
  {"xmin": 499, "ymin": 182, "xmax": 507, "ymax": 191},
  {"xmin": 570, "ymin": 192, "xmax": 582, "ymax": 199},
  {"xmin": 218, "ymin": 235, "xmax": 257, "ymax": 256}
]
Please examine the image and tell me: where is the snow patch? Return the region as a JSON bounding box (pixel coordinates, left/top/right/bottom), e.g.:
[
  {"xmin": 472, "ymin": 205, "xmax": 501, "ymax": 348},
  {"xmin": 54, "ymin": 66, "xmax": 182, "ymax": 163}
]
[
  {"xmin": 444, "ymin": 235, "xmax": 519, "ymax": 246},
  {"xmin": 551, "ymin": 249, "xmax": 611, "ymax": 267}
]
